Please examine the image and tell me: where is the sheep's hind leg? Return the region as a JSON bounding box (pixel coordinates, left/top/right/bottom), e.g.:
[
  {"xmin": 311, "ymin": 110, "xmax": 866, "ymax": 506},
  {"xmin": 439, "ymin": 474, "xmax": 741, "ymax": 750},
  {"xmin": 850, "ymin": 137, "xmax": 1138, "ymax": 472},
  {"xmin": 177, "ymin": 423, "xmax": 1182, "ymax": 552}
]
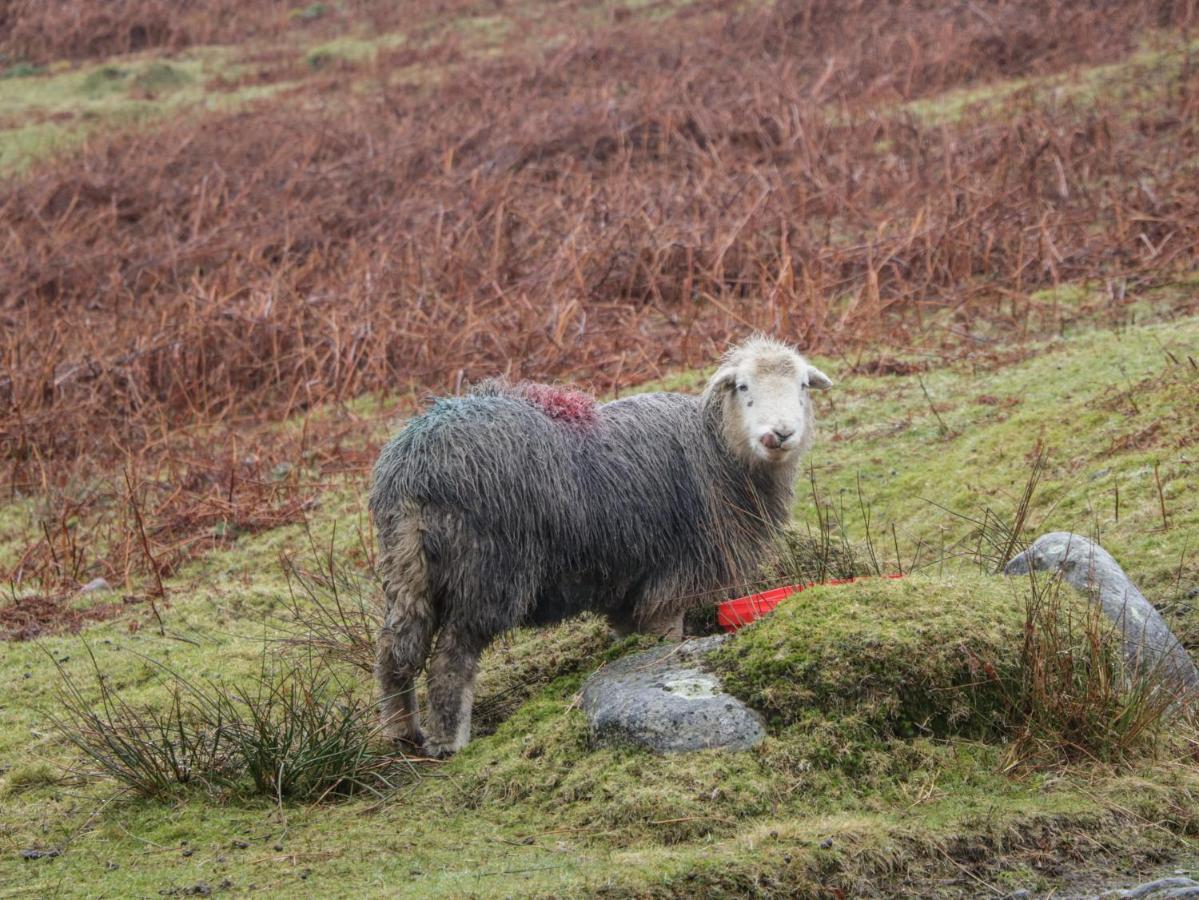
[
  {"xmin": 376, "ymin": 590, "xmax": 436, "ymax": 750},
  {"xmin": 422, "ymin": 623, "xmax": 489, "ymax": 758},
  {"xmin": 375, "ymin": 522, "xmax": 436, "ymax": 751},
  {"xmin": 643, "ymin": 611, "xmax": 685, "ymax": 641}
]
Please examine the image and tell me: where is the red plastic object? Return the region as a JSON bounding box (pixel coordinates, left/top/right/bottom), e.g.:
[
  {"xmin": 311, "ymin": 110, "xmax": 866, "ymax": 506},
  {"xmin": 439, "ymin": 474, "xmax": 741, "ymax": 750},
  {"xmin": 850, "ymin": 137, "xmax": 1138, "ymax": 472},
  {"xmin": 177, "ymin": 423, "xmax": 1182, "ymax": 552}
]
[{"xmin": 717, "ymin": 575, "xmax": 904, "ymax": 633}]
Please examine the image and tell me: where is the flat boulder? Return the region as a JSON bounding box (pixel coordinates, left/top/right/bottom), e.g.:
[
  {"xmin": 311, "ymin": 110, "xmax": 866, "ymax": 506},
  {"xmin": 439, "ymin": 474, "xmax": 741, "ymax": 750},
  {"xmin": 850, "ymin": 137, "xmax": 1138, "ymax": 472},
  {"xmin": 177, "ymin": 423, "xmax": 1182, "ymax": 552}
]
[{"xmin": 579, "ymin": 635, "xmax": 765, "ymax": 753}]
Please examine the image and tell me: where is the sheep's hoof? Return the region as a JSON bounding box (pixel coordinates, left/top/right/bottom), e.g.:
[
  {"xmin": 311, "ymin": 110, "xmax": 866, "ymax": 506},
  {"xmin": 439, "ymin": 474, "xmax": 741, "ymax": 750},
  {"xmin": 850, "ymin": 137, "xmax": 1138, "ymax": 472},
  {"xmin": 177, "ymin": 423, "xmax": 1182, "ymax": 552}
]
[
  {"xmin": 388, "ymin": 731, "xmax": 425, "ymax": 757},
  {"xmin": 421, "ymin": 741, "xmax": 457, "ymax": 760}
]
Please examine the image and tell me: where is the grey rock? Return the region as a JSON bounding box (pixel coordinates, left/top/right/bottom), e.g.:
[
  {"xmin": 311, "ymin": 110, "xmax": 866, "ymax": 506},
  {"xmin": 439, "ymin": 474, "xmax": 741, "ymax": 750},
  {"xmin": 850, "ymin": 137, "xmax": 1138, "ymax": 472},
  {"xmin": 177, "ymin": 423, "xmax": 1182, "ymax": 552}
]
[
  {"xmin": 1006, "ymin": 533, "xmax": 1199, "ymax": 695},
  {"xmin": 580, "ymin": 635, "xmax": 765, "ymax": 752},
  {"xmin": 78, "ymin": 577, "xmax": 112, "ymax": 594},
  {"xmin": 1099, "ymin": 877, "xmax": 1199, "ymax": 898}
]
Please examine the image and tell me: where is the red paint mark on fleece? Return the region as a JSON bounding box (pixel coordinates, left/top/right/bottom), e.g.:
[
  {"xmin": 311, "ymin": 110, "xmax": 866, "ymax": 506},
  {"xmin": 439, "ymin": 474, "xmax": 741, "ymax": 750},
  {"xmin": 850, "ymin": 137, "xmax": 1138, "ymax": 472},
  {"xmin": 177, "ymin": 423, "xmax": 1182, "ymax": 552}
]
[{"xmin": 517, "ymin": 383, "xmax": 598, "ymax": 427}]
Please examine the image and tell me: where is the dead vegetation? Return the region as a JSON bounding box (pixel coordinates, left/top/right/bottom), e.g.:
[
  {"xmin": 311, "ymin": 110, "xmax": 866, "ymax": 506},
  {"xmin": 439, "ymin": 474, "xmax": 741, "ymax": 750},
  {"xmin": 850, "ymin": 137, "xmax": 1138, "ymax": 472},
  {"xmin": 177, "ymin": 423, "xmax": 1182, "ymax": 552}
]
[
  {"xmin": 0, "ymin": 0, "xmax": 416, "ymax": 65},
  {"xmin": 1, "ymin": 0, "xmax": 1198, "ymax": 605}
]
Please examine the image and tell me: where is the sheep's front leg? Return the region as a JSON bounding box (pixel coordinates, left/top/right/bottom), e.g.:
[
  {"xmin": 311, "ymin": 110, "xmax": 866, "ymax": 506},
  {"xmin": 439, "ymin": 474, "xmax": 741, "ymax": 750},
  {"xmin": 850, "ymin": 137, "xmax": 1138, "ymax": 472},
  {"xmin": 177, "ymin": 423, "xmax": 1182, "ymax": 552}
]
[{"xmin": 423, "ymin": 624, "xmax": 488, "ymax": 758}]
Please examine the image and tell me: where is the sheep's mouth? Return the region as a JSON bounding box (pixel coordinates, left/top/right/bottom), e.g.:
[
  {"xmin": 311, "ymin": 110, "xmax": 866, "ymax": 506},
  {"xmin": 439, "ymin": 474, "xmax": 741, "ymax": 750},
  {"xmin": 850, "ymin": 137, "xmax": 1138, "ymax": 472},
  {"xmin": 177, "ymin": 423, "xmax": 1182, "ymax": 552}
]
[{"xmin": 753, "ymin": 442, "xmax": 796, "ymax": 463}]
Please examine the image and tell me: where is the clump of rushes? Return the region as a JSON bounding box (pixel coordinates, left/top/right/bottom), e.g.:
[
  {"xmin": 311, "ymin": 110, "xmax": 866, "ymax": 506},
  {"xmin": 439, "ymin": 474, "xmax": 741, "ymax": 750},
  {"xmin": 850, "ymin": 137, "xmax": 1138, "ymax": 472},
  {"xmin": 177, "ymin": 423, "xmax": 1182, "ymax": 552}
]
[
  {"xmin": 953, "ymin": 446, "xmax": 1183, "ymax": 766},
  {"xmin": 50, "ymin": 644, "xmax": 239, "ymax": 798},
  {"xmin": 1002, "ymin": 569, "xmax": 1182, "ymax": 768},
  {"xmin": 214, "ymin": 655, "xmax": 405, "ymax": 802},
  {"xmin": 49, "ymin": 644, "xmax": 412, "ymax": 802}
]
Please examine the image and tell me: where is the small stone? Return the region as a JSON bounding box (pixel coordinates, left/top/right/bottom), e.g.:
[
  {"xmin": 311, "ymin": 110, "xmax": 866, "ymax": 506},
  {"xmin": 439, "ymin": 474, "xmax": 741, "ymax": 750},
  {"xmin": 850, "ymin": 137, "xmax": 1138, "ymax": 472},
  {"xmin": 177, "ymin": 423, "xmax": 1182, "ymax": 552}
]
[
  {"xmin": 181, "ymin": 849, "xmax": 193, "ymax": 857},
  {"xmin": 79, "ymin": 577, "xmax": 112, "ymax": 594},
  {"xmin": 20, "ymin": 847, "xmax": 60, "ymax": 860},
  {"xmin": 231, "ymin": 840, "xmax": 249, "ymax": 850},
  {"xmin": 819, "ymin": 838, "xmax": 834, "ymax": 849},
  {"xmin": 106, "ymin": 861, "xmax": 120, "ymax": 871},
  {"xmin": 273, "ymin": 844, "xmax": 284, "ymax": 852}
]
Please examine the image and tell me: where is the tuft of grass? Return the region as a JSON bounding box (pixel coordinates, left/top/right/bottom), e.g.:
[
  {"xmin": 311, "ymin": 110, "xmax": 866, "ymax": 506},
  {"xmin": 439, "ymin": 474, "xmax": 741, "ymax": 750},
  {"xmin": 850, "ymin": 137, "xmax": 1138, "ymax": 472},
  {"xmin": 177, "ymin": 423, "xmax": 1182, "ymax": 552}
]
[
  {"xmin": 0, "ymin": 762, "xmax": 63, "ymax": 796},
  {"xmin": 954, "ymin": 446, "xmax": 1183, "ymax": 766},
  {"xmin": 49, "ymin": 643, "xmax": 238, "ymax": 798},
  {"xmin": 47, "ymin": 642, "xmax": 407, "ymax": 803},
  {"xmin": 1003, "ymin": 568, "xmax": 1183, "ymax": 767},
  {"xmin": 214, "ymin": 655, "xmax": 405, "ymax": 802}
]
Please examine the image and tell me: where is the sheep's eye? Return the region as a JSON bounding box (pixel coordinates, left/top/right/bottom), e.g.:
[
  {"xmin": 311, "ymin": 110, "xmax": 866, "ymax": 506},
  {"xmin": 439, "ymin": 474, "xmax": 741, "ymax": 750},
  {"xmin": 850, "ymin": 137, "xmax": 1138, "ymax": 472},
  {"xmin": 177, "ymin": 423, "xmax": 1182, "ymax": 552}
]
[{"xmin": 737, "ymin": 384, "xmax": 748, "ymax": 393}]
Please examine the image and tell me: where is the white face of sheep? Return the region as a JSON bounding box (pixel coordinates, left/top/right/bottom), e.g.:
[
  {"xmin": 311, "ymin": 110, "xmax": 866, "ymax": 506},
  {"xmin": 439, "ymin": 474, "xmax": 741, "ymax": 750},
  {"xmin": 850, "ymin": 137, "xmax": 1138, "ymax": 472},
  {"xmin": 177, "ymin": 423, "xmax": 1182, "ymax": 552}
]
[{"xmin": 712, "ymin": 354, "xmax": 833, "ymax": 465}]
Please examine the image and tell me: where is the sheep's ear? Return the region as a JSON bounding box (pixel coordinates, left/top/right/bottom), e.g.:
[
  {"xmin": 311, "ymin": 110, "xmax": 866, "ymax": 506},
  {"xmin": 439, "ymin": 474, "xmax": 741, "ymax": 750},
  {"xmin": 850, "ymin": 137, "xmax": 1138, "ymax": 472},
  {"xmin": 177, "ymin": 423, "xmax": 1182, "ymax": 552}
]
[
  {"xmin": 708, "ymin": 365, "xmax": 739, "ymax": 392},
  {"xmin": 806, "ymin": 366, "xmax": 833, "ymax": 390}
]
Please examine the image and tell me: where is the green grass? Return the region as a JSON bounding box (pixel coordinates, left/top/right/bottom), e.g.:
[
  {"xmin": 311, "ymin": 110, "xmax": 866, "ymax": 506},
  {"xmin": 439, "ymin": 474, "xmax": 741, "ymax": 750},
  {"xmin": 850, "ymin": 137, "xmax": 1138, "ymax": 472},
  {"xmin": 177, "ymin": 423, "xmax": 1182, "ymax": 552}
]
[
  {"xmin": 0, "ymin": 48, "xmax": 296, "ymax": 174},
  {"xmin": 902, "ymin": 30, "xmax": 1199, "ymax": 125},
  {"xmin": 800, "ymin": 314, "xmax": 1198, "ymax": 621}
]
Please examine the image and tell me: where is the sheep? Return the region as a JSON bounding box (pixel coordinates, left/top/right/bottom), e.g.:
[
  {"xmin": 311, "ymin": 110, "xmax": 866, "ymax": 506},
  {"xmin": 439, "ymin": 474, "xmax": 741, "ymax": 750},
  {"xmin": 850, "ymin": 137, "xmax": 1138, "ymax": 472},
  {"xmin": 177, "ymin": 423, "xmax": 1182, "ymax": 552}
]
[{"xmin": 369, "ymin": 336, "xmax": 832, "ymax": 756}]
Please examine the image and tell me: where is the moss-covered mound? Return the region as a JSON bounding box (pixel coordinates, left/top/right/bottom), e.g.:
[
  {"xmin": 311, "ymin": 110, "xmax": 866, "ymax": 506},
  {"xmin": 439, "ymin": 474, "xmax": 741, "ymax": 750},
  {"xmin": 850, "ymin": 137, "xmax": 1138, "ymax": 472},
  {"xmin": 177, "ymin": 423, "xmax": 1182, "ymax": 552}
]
[{"xmin": 714, "ymin": 574, "xmax": 1026, "ymax": 742}]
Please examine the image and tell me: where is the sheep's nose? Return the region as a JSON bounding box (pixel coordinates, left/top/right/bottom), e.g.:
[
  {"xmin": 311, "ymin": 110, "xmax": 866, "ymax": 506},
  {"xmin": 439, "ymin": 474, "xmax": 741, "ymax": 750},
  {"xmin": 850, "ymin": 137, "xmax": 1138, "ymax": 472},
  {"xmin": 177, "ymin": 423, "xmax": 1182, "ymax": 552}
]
[
  {"xmin": 759, "ymin": 431, "xmax": 782, "ymax": 449},
  {"xmin": 772, "ymin": 426, "xmax": 795, "ymax": 444}
]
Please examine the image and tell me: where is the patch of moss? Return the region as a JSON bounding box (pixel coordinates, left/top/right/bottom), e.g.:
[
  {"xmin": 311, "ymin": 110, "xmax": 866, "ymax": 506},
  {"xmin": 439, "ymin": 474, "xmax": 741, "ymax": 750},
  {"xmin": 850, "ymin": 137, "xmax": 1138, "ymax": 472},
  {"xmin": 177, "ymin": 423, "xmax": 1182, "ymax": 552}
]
[
  {"xmin": 290, "ymin": 2, "xmax": 330, "ymax": 21},
  {"xmin": 713, "ymin": 575, "xmax": 1025, "ymax": 742},
  {"xmin": 79, "ymin": 65, "xmax": 131, "ymax": 98},
  {"xmin": 131, "ymin": 62, "xmax": 193, "ymax": 94},
  {"xmin": 304, "ymin": 32, "xmax": 408, "ymax": 68}
]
